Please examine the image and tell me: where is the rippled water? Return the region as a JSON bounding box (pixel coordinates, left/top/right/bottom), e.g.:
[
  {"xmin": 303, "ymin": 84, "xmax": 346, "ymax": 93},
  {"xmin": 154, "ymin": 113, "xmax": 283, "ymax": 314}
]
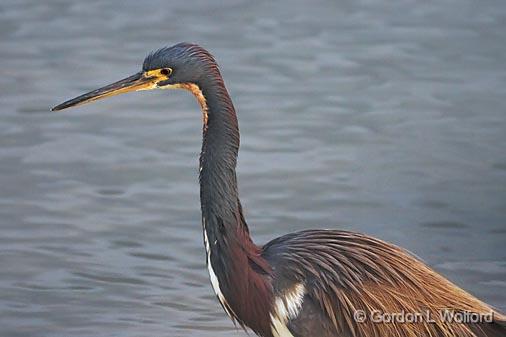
[{"xmin": 1, "ymin": 0, "xmax": 505, "ymax": 336}]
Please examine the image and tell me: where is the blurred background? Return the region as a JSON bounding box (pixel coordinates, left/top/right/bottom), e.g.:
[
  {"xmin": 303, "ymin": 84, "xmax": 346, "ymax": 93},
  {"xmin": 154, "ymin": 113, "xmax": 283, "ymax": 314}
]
[{"xmin": 1, "ymin": 0, "xmax": 505, "ymax": 336}]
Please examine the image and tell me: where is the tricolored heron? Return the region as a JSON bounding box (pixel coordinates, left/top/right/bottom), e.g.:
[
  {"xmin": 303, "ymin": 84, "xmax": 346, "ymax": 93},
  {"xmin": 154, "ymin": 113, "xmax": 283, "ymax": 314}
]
[{"xmin": 52, "ymin": 43, "xmax": 505, "ymax": 337}]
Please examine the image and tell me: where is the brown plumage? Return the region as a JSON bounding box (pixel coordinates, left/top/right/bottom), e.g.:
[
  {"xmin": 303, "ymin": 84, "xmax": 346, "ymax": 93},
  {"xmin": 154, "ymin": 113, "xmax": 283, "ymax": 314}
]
[
  {"xmin": 262, "ymin": 230, "xmax": 506, "ymax": 337},
  {"xmin": 52, "ymin": 43, "xmax": 505, "ymax": 337}
]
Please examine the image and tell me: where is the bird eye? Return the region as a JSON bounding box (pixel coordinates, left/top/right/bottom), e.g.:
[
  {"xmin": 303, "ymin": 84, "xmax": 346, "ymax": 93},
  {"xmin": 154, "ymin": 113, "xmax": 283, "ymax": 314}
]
[{"xmin": 160, "ymin": 68, "xmax": 172, "ymax": 76}]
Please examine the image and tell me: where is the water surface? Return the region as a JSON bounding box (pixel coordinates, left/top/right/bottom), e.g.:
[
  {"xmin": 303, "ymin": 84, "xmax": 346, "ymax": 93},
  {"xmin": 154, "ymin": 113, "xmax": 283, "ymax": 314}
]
[{"xmin": 1, "ymin": 0, "xmax": 505, "ymax": 336}]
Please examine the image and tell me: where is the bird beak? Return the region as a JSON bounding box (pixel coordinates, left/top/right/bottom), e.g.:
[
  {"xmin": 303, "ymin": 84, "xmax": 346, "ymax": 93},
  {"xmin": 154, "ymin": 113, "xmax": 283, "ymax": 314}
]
[{"xmin": 51, "ymin": 72, "xmax": 159, "ymax": 111}]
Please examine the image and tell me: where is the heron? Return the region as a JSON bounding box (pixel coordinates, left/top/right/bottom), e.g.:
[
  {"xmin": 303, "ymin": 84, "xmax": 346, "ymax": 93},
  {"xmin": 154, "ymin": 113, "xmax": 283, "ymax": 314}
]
[{"xmin": 52, "ymin": 43, "xmax": 505, "ymax": 337}]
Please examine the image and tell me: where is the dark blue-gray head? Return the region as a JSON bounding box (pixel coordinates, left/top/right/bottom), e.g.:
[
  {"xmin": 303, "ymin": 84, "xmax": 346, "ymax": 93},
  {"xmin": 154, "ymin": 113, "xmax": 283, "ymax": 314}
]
[
  {"xmin": 143, "ymin": 42, "xmax": 219, "ymax": 87},
  {"xmin": 52, "ymin": 43, "xmax": 220, "ymax": 111}
]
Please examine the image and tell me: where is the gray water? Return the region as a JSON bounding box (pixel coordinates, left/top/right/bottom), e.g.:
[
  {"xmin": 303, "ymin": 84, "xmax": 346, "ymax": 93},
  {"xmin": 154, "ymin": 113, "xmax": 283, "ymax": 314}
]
[{"xmin": 1, "ymin": 0, "xmax": 505, "ymax": 336}]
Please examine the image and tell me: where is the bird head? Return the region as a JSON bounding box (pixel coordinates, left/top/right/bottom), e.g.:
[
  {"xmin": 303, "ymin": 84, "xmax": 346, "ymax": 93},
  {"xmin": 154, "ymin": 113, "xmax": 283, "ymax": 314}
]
[{"xmin": 52, "ymin": 42, "xmax": 218, "ymax": 111}]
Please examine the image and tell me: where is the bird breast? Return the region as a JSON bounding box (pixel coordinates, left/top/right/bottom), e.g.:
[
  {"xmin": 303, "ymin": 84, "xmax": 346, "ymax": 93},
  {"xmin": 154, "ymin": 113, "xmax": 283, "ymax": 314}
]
[{"xmin": 270, "ymin": 283, "xmax": 306, "ymax": 337}]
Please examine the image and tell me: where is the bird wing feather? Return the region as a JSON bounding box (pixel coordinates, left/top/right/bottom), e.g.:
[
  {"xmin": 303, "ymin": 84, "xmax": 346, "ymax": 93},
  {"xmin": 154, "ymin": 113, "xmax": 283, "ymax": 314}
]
[{"xmin": 262, "ymin": 229, "xmax": 505, "ymax": 337}]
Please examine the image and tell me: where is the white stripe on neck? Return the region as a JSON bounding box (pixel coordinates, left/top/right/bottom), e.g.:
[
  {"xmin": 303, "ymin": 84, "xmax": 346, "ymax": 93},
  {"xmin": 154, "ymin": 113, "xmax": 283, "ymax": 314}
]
[{"xmin": 203, "ymin": 217, "xmax": 234, "ymax": 319}]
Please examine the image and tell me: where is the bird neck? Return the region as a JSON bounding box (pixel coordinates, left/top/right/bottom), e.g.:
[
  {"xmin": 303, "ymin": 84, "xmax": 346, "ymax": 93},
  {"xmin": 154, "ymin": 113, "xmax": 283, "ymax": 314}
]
[
  {"xmin": 189, "ymin": 76, "xmax": 273, "ymax": 336},
  {"xmin": 198, "ymin": 79, "xmax": 241, "ymax": 228}
]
